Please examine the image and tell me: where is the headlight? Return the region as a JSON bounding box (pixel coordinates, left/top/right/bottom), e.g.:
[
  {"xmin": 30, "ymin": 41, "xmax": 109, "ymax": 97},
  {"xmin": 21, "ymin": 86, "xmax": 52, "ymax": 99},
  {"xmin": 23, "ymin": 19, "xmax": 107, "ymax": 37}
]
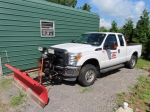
[
  {"xmin": 38, "ymin": 47, "xmax": 47, "ymax": 52},
  {"xmin": 68, "ymin": 53, "xmax": 82, "ymax": 66},
  {"xmin": 48, "ymin": 49, "xmax": 54, "ymax": 54},
  {"xmin": 38, "ymin": 47, "xmax": 43, "ymax": 52}
]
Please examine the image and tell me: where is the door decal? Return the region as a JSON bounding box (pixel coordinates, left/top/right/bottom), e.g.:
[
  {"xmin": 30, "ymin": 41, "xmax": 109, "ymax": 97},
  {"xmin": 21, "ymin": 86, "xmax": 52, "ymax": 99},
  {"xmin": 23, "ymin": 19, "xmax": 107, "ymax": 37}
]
[
  {"xmin": 111, "ymin": 52, "xmax": 117, "ymax": 59},
  {"xmin": 102, "ymin": 50, "xmax": 105, "ymax": 54}
]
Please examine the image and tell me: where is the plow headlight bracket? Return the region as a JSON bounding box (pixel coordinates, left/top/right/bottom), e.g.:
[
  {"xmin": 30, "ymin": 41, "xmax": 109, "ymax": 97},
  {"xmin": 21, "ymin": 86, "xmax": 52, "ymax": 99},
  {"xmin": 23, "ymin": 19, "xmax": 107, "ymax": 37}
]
[
  {"xmin": 38, "ymin": 47, "xmax": 47, "ymax": 53},
  {"xmin": 38, "ymin": 47, "xmax": 43, "ymax": 52}
]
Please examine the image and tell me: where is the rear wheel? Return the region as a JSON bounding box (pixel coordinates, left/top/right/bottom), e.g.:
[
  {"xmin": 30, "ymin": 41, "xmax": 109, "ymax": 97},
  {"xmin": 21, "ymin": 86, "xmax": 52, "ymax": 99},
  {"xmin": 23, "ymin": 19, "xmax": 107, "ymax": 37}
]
[
  {"xmin": 78, "ymin": 64, "xmax": 97, "ymax": 86},
  {"xmin": 126, "ymin": 55, "xmax": 137, "ymax": 69}
]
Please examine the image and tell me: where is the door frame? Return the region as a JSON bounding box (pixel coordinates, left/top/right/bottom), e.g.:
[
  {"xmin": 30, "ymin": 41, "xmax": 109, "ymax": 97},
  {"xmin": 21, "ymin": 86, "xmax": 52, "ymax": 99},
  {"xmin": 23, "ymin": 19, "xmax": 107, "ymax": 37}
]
[{"xmin": 100, "ymin": 34, "xmax": 120, "ymax": 68}]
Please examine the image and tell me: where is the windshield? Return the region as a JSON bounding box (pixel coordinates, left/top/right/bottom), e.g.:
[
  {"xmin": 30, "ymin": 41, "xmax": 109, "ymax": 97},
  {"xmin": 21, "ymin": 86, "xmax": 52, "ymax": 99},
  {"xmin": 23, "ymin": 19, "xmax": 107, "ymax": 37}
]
[{"xmin": 73, "ymin": 33, "xmax": 106, "ymax": 46}]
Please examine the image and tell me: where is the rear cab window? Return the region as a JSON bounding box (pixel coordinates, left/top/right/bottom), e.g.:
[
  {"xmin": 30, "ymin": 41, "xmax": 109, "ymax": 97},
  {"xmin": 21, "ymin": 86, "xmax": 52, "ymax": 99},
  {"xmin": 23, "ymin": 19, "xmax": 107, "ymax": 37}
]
[{"xmin": 118, "ymin": 35, "xmax": 125, "ymax": 46}]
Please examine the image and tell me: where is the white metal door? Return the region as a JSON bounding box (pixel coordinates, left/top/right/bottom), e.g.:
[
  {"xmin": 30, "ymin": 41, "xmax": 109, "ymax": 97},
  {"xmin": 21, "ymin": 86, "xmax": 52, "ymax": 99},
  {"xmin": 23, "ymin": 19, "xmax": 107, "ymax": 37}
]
[
  {"xmin": 101, "ymin": 48, "xmax": 119, "ymax": 68},
  {"xmin": 117, "ymin": 35, "xmax": 126, "ymax": 63},
  {"xmin": 101, "ymin": 34, "xmax": 120, "ymax": 68}
]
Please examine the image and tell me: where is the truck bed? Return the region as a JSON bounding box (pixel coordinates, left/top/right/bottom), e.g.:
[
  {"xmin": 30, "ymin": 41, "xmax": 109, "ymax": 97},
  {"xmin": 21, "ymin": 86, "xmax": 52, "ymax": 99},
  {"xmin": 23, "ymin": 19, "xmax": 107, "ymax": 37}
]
[
  {"xmin": 127, "ymin": 43, "xmax": 141, "ymax": 46},
  {"xmin": 126, "ymin": 43, "xmax": 142, "ymax": 62}
]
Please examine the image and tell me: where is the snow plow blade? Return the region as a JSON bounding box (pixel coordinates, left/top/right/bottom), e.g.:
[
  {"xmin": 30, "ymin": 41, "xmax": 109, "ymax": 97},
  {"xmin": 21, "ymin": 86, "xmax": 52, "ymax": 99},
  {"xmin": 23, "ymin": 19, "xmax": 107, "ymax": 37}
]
[{"xmin": 5, "ymin": 64, "xmax": 48, "ymax": 108}]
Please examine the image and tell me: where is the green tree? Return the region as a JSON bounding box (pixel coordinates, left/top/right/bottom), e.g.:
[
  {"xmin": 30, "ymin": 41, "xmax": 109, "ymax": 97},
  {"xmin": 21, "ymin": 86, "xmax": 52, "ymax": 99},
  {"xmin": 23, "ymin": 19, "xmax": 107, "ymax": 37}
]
[
  {"xmin": 99, "ymin": 26, "xmax": 108, "ymax": 32},
  {"xmin": 132, "ymin": 9, "xmax": 150, "ymax": 59},
  {"xmin": 109, "ymin": 21, "xmax": 118, "ymax": 32},
  {"xmin": 118, "ymin": 27, "xmax": 124, "ymax": 34},
  {"xmin": 79, "ymin": 3, "xmax": 91, "ymax": 12},
  {"xmin": 146, "ymin": 21, "xmax": 150, "ymax": 60},
  {"xmin": 123, "ymin": 18, "xmax": 134, "ymax": 42},
  {"xmin": 46, "ymin": 0, "xmax": 77, "ymax": 8}
]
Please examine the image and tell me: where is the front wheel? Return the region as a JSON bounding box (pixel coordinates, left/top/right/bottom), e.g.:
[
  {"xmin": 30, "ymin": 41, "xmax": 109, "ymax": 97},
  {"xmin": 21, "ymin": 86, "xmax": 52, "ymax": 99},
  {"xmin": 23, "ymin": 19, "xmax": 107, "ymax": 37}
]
[
  {"xmin": 78, "ymin": 64, "xmax": 97, "ymax": 86},
  {"xmin": 126, "ymin": 55, "xmax": 137, "ymax": 69}
]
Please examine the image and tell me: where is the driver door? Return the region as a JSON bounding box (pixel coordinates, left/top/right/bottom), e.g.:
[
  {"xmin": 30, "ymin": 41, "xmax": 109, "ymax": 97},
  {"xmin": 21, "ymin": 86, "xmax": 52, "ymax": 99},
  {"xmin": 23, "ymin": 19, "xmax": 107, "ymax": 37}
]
[{"xmin": 101, "ymin": 34, "xmax": 120, "ymax": 68}]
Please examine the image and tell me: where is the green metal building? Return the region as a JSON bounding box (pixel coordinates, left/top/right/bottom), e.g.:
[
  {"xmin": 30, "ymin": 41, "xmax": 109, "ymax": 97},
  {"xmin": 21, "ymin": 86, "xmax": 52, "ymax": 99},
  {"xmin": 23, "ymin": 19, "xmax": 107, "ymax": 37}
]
[{"xmin": 0, "ymin": 0, "xmax": 99, "ymax": 74}]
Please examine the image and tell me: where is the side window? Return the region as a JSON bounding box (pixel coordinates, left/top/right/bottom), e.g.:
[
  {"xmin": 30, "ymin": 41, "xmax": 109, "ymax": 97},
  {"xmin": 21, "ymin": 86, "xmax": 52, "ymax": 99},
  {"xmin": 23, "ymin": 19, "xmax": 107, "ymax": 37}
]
[
  {"xmin": 104, "ymin": 34, "xmax": 118, "ymax": 46},
  {"xmin": 118, "ymin": 35, "xmax": 124, "ymax": 46}
]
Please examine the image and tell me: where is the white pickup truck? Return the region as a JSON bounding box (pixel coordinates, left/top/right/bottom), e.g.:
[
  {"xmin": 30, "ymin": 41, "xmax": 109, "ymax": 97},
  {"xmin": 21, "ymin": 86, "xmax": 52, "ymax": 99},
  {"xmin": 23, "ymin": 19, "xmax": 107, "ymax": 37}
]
[{"xmin": 38, "ymin": 32, "xmax": 142, "ymax": 86}]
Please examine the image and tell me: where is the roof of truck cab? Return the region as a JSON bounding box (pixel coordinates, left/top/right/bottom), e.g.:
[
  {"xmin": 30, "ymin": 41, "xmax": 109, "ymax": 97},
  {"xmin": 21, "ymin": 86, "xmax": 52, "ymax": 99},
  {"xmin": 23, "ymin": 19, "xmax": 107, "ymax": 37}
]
[{"xmin": 84, "ymin": 32, "xmax": 123, "ymax": 35}]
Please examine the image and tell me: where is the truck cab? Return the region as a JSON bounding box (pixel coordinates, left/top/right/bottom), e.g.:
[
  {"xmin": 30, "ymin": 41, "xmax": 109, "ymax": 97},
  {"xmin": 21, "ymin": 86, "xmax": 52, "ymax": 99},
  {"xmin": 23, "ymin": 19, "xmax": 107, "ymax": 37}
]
[{"xmin": 38, "ymin": 32, "xmax": 142, "ymax": 86}]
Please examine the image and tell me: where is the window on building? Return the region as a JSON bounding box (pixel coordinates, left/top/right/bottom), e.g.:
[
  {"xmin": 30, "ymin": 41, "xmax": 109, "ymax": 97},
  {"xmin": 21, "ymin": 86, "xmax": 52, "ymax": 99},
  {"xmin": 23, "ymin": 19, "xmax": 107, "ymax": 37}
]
[{"xmin": 40, "ymin": 20, "xmax": 55, "ymax": 37}]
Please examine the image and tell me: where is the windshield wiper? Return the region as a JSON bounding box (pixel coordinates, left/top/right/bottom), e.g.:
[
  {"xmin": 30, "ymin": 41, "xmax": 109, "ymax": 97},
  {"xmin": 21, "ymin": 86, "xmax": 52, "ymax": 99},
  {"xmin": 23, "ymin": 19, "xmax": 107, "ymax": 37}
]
[{"xmin": 80, "ymin": 42, "xmax": 88, "ymax": 44}]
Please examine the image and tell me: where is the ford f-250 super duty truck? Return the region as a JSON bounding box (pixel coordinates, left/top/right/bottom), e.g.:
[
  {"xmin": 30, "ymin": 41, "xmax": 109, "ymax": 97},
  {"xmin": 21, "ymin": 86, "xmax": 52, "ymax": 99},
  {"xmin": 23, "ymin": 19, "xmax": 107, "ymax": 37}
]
[{"xmin": 38, "ymin": 32, "xmax": 142, "ymax": 86}]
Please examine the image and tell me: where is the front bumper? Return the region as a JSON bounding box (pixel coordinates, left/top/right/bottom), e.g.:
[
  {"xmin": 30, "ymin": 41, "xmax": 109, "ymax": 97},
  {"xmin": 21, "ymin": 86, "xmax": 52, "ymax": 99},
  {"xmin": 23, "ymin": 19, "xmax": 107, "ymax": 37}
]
[{"xmin": 55, "ymin": 66, "xmax": 81, "ymax": 77}]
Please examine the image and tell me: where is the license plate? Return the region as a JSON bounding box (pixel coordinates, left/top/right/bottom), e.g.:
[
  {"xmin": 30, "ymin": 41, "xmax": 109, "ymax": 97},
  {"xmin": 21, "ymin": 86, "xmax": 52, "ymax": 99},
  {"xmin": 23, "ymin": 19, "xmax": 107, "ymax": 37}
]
[{"xmin": 48, "ymin": 49, "xmax": 54, "ymax": 54}]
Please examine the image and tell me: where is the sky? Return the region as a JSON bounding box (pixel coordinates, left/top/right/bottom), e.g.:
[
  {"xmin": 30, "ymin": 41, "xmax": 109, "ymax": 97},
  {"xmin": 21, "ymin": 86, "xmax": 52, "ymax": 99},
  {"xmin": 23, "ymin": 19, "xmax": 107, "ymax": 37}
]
[{"xmin": 76, "ymin": 0, "xmax": 150, "ymax": 28}]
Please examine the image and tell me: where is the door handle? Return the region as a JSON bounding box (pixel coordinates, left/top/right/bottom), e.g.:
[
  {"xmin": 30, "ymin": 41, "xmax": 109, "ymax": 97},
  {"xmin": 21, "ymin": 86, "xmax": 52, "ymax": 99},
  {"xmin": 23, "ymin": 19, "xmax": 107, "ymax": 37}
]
[
  {"xmin": 95, "ymin": 48, "xmax": 102, "ymax": 51},
  {"xmin": 118, "ymin": 49, "xmax": 120, "ymax": 53}
]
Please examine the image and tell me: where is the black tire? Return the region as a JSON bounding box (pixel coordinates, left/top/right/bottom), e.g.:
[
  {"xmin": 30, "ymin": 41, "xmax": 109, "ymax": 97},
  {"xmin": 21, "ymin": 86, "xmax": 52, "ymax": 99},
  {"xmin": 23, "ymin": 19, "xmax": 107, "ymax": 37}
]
[
  {"xmin": 78, "ymin": 64, "xmax": 97, "ymax": 86},
  {"xmin": 126, "ymin": 55, "xmax": 137, "ymax": 69}
]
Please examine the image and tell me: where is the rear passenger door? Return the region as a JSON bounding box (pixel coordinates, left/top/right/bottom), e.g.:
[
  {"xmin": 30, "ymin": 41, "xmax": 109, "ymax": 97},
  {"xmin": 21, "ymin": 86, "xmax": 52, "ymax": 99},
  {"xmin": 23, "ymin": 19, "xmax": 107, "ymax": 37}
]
[{"xmin": 117, "ymin": 35, "xmax": 126, "ymax": 63}]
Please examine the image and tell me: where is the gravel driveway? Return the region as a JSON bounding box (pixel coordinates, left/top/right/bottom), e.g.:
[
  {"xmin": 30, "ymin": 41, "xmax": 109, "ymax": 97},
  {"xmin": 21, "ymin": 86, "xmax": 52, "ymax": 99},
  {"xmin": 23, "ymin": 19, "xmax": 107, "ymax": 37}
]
[{"xmin": 16, "ymin": 68, "xmax": 149, "ymax": 112}]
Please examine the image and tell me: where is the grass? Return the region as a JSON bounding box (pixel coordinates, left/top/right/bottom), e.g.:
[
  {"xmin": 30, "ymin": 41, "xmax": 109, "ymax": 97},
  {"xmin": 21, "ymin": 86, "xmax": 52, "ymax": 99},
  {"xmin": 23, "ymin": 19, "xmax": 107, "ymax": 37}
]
[
  {"xmin": 136, "ymin": 58, "xmax": 150, "ymax": 70},
  {"xmin": 0, "ymin": 103, "xmax": 4, "ymax": 109},
  {"xmin": 10, "ymin": 91, "xmax": 26, "ymax": 107},
  {"xmin": 0, "ymin": 79, "xmax": 11, "ymax": 90},
  {"xmin": 116, "ymin": 76, "xmax": 150, "ymax": 111},
  {"xmin": 116, "ymin": 92, "xmax": 126, "ymax": 106},
  {"xmin": 0, "ymin": 78, "xmax": 29, "ymax": 111},
  {"xmin": 80, "ymin": 87, "xmax": 93, "ymax": 93},
  {"xmin": 0, "ymin": 103, "xmax": 6, "ymax": 112},
  {"xmin": 116, "ymin": 58, "xmax": 150, "ymax": 111}
]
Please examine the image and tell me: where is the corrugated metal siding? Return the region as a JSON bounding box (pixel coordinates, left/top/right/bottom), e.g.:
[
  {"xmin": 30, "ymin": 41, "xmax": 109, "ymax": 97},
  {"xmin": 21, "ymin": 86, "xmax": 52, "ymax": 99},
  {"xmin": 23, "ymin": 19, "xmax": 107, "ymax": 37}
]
[{"xmin": 0, "ymin": 0, "xmax": 99, "ymax": 74}]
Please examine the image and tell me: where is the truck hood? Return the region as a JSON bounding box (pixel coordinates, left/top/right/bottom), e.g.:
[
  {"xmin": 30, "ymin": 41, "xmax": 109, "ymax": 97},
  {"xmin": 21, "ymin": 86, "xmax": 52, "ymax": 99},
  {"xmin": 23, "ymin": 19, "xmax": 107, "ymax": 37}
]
[{"xmin": 51, "ymin": 43, "xmax": 96, "ymax": 53}]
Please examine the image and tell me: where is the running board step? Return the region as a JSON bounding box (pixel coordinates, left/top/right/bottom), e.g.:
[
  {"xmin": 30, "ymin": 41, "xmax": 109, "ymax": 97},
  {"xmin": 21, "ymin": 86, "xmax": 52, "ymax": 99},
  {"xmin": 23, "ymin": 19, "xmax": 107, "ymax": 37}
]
[{"xmin": 100, "ymin": 64, "xmax": 124, "ymax": 73}]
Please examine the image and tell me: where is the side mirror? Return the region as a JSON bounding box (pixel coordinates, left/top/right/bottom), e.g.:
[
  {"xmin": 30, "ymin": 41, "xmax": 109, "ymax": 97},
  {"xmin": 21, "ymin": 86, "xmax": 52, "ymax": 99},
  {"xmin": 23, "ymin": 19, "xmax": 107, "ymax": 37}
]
[{"xmin": 104, "ymin": 42, "xmax": 117, "ymax": 50}]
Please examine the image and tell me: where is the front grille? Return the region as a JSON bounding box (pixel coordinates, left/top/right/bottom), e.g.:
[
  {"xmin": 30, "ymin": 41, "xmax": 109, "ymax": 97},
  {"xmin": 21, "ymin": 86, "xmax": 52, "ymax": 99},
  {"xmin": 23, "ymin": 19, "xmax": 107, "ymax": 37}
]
[
  {"xmin": 49, "ymin": 47, "xmax": 68, "ymax": 66},
  {"xmin": 55, "ymin": 51, "xmax": 65, "ymax": 66}
]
